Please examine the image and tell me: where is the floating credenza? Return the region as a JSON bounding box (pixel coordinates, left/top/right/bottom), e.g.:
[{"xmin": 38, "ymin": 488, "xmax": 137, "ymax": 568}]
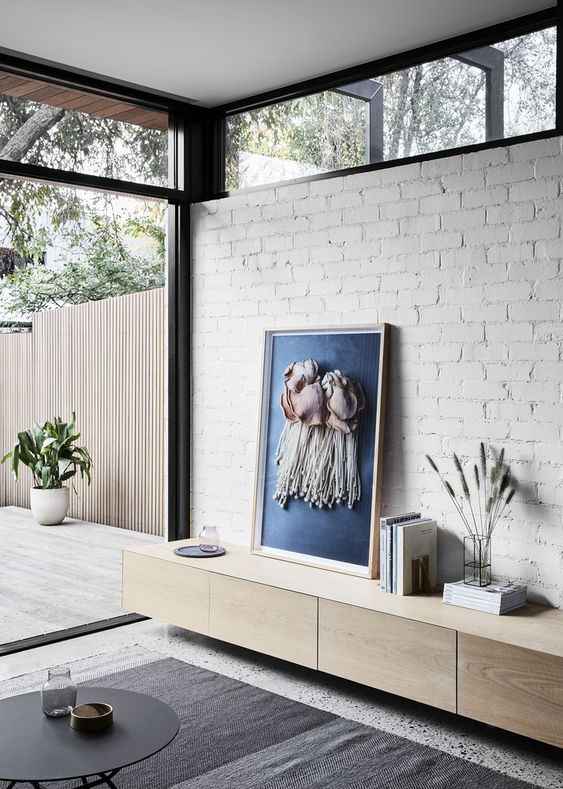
[{"xmin": 122, "ymin": 539, "xmax": 563, "ymax": 747}]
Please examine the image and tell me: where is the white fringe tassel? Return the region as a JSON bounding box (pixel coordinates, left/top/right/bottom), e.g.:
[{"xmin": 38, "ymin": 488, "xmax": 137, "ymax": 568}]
[{"xmin": 274, "ymin": 423, "xmax": 361, "ymax": 510}]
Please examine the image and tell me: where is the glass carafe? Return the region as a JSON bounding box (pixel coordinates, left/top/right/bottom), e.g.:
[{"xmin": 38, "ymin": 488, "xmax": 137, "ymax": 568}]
[
  {"xmin": 41, "ymin": 667, "xmax": 77, "ymax": 717},
  {"xmin": 198, "ymin": 526, "xmax": 220, "ymax": 553}
]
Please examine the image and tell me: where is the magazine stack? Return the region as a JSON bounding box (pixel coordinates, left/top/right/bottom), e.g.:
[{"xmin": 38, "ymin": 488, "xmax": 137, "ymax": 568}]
[{"xmin": 443, "ymin": 580, "xmax": 527, "ymax": 614}]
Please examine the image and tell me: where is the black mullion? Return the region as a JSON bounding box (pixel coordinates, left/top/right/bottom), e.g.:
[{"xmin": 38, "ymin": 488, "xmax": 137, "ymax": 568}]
[
  {"xmin": 184, "ymin": 104, "xmax": 225, "ymax": 201},
  {"xmin": 212, "ymin": 113, "xmax": 226, "ymax": 197},
  {"xmin": 166, "ymin": 111, "xmax": 180, "ymax": 541},
  {"xmin": 166, "ymin": 108, "xmax": 191, "ymax": 543},
  {"xmin": 217, "ymin": 8, "xmax": 556, "ymax": 115},
  {"xmin": 176, "ymin": 201, "xmax": 191, "ymax": 541},
  {"xmin": 0, "ymin": 158, "xmax": 184, "ymax": 202},
  {"xmin": 167, "ymin": 200, "xmax": 179, "ymax": 541},
  {"xmin": 166, "ymin": 199, "xmax": 191, "ymax": 542},
  {"xmin": 167, "ymin": 105, "xmax": 221, "ymax": 542},
  {"xmin": 557, "ymin": 1, "xmax": 563, "ymax": 134}
]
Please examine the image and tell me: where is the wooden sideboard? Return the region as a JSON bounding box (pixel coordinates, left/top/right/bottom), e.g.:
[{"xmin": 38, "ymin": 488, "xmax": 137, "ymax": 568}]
[{"xmin": 122, "ymin": 539, "xmax": 563, "ymax": 748}]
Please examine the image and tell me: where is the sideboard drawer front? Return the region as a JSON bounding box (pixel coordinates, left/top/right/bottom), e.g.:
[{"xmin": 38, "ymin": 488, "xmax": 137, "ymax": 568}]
[
  {"xmin": 209, "ymin": 575, "xmax": 317, "ymax": 669},
  {"xmin": 319, "ymin": 599, "xmax": 456, "ymax": 712},
  {"xmin": 458, "ymin": 633, "xmax": 563, "ymax": 747},
  {"xmin": 122, "ymin": 552, "xmax": 209, "ymax": 635}
]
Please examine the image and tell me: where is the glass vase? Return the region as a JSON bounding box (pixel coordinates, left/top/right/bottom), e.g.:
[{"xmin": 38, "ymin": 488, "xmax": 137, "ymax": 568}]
[
  {"xmin": 41, "ymin": 667, "xmax": 77, "ymax": 717},
  {"xmin": 198, "ymin": 526, "xmax": 220, "ymax": 553},
  {"xmin": 464, "ymin": 535, "xmax": 491, "ymax": 587}
]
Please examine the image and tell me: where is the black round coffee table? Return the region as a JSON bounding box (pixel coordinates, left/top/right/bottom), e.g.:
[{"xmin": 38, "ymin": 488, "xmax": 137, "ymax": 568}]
[{"xmin": 0, "ymin": 687, "xmax": 179, "ymax": 788}]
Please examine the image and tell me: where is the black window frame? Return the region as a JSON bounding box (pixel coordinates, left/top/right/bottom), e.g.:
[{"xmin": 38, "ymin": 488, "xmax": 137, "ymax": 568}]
[{"xmin": 218, "ymin": 7, "xmax": 561, "ymax": 195}]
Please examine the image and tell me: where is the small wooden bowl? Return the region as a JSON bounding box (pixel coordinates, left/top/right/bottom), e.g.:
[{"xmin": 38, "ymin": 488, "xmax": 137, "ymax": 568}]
[{"xmin": 70, "ymin": 702, "xmax": 113, "ymax": 732}]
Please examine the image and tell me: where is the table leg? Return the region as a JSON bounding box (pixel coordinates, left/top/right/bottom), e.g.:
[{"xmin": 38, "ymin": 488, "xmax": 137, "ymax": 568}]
[
  {"xmin": 3, "ymin": 771, "xmax": 120, "ymax": 789},
  {"xmin": 1, "ymin": 783, "xmax": 45, "ymax": 788},
  {"xmin": 77, "ymin": 771, "xmax": 120, "ymax": 789},
  {"xmin": 98, "ymin": 775, "xmax": 119, "ymax": 789}
]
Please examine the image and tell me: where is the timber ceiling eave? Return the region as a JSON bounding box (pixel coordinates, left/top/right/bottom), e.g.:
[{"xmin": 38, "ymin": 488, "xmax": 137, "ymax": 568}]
[{"xmin": 0, "ymin": 70, "xmax": 168, "ymax": 131}]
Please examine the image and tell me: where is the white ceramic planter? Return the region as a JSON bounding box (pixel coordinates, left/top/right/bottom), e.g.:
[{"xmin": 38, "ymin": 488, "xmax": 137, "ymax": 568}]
[{"xmin": 30, "ymin": 487, "xmax": 70, "ymax": 526}]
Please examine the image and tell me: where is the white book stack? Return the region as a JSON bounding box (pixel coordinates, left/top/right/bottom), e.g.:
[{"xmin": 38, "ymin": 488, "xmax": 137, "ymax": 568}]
[
  {"xmin": 379, "ymin": 511, "xmax": 419, "ymax": 593},
  {"xmin": 443, "ymin": 580, "xmax": 527, "ymax": 615},
  {"xmin": 379, "ymin": 512, "xmax": 437, "ymax": 595}
]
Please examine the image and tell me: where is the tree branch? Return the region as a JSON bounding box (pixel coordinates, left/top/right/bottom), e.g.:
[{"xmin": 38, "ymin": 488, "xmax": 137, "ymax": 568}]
[{"xmin": 0, "ymin": 105, "xmax": 65, "ymax": 161}]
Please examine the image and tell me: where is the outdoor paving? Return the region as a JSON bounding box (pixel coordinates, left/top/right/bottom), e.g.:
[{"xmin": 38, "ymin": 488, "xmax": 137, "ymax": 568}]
[{"xmin": 0, "ymin": 506, "xmax": 160, "ymax": 644}]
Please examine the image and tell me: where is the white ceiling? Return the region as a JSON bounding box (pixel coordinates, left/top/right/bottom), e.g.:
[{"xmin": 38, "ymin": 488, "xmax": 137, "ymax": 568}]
[{"xmin": 0, "ymin": 0, "xmax": 555, "ymax": 106}]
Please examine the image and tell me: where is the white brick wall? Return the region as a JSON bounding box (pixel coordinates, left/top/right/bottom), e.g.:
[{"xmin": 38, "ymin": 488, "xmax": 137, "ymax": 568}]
[{"xmin": 191, "ymin": 136, "xmax": 563, "ymax": 607}]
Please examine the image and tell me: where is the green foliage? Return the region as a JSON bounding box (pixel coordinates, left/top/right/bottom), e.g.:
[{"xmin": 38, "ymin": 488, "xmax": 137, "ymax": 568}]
[
  {"xmin": 0, "ymin": 211, "xmax": 165, "ymax": 315},
  {"xmin": 226, "ymin": 91, "xmax": 366, "ymax": 189},
  {"xmin": 123, "ymin": 204, "xmax": 166, "ymax": 261},
  {"xmin": 0, "ymin": 178, "xmax": 79, "ymax": 263},
  {"xmin": 0, "ymin": 96, "xmax": 167, "ymax": 183},
  {"xmin": 226, "ymin": 28, "xmax": 556, "ymax": 189},
  {"xmin": 426, "ymin": 445, "xmax": 517, "ymax": 538},
  {"xmin": 381, "ymin": 59, "xmax": 488, "ymax": 159},
  {"xmin": 1, "ymin": 412, "xmax": 92, "ymax": 490},
  {"xmin": 499, "ymin": 29, "xmax": 557, "ymax": 136},
  {"xmin": 0, "ymin": 93, "xmax": 167, "ymax": 290}
]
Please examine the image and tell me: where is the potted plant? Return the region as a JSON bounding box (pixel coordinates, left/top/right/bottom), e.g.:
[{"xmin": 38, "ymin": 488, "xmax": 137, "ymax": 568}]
[
  {"xmin": 426, "ymin": 443, "xmax": 516, "ymax": 586},
  {"xmin": 1, "ymin": 413, "xmax": 92, "ymax": 525}
]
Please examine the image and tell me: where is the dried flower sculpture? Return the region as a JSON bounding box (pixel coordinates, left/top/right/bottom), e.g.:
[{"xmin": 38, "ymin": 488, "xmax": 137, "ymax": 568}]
[
  {"xmin": 280, "ymin": 359, "xmax": 325, "ymax": 426},
  {"xmin": 426, "ymin": 443, "xmax": 516, "ymax": 538},
  {"xmin": 274, "ymin": 359, "xmax": 366, "ymax": 510}
]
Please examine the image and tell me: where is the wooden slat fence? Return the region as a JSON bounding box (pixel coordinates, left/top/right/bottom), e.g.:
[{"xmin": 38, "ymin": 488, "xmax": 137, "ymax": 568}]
[
  {"xmin": 0, "ymin": 288, "xmax": 164, "ymax": 536},
  {"xmin": 0, "ymin": 331, "xmax": 34, "ymax": 507}
]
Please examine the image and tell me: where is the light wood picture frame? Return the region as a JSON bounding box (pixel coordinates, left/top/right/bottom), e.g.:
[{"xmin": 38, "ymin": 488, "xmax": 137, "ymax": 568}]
[{"xmin": 252, "ymin": 324, "xmax": 388, "ymax": 578}]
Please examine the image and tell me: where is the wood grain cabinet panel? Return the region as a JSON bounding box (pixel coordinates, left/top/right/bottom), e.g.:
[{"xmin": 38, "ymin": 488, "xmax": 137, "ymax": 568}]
[
  {"xmin": 209, "ymin": 575, "xmax": 317, "ymax": 669},
  {"xmin": 319, "ymin": 599, "xmax": 456, "ymax": 712},
  {"xmin": 458, "ymin": 633, "xmax": 563, "ymax": 747},
  {"xmin": 122, "ymin": 551, "xmax": 209, "ymax": 635},
  {"xmin": 121, "ymin": 542, "xmax": 563, "ymax": 747}
]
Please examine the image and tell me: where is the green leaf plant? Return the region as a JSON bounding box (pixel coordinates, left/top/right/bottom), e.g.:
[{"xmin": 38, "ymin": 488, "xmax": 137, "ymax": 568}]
[
  {"xmin": 426, "ymin": 443, "xmax": 516, "ymax": 539},
  {"xmin": 1, "ymin": 412, "xmax": 92, "ymax": 491}
]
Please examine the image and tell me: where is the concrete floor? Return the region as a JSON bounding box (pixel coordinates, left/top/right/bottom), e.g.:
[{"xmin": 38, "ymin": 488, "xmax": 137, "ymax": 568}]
[
  {"xmin": 0, "ymin": 506, "xmax": 160, "ymax": 643},
  {"xmin": 0, "ymin": 619, "xmax": 561, "ymax": 788},
  {"xmin": 0, "ymin": 510, "xmax": 561, "ymax": 787}
]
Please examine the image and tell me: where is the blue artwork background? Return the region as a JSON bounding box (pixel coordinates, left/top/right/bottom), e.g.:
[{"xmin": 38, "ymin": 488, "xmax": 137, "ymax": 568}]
[{"xmin": 260, "ymin": 330, "xmax": 381, "ymax": 567}]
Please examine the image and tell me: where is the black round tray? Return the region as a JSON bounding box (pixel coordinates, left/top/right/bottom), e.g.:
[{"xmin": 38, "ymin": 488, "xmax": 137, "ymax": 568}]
[{"xmin": 174, "ymin": 546, "xmax": 226, "ymax": 559}]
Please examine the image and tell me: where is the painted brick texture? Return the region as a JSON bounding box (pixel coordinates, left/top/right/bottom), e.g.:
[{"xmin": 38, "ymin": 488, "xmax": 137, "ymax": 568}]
[{"xmin": 191, "ymin": 136, "xmax": 563, "ymax": 607}]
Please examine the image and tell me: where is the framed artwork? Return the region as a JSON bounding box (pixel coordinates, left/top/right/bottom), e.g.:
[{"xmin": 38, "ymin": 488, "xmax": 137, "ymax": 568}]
[{"xmin": 252, "ymin": 325, "xmax": 388, "ymax": 578}]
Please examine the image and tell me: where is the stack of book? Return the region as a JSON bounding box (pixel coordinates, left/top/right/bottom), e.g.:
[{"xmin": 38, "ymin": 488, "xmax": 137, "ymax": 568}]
[
  {"xmin": 443, "ymin": 580, "xmax": 527, "ymax": 614},
  {"xmin": 380, "ymin": 511, "xmax": 437, "ymax": 595}
]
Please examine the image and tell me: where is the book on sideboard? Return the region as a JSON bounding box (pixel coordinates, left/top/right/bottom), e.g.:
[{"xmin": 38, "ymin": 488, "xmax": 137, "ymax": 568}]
[
  {"xmin": 380, "ymin": 512, "xmax": 437, "ymax": 594},
  {"xmin": 380, "ymin": 512, "xmax": 437, "ymax": 595},
  {"xmin": 396, "ymin": 518, "xmax": 437, "ymax": 596},
  {"xmin": 379, "ymin": 511, "xmax": 420, "ymax": 592}
]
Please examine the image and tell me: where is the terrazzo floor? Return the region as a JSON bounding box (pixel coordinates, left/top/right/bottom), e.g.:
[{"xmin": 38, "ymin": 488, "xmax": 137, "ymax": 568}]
[{"xmin": 1, "ymin": 619, "xmax": 562, "ymax": 788}]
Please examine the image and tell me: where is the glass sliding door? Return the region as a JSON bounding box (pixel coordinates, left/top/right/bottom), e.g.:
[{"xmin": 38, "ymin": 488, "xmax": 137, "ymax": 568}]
[{"xmin": 0, "ymin": 67, "xmax": 175, "ymax": 650}]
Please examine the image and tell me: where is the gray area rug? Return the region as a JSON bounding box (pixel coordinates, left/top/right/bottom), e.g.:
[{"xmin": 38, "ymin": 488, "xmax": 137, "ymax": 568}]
[{"xmin": 37, "ymin": 657, "xmax": 544, "ymax": 789}]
